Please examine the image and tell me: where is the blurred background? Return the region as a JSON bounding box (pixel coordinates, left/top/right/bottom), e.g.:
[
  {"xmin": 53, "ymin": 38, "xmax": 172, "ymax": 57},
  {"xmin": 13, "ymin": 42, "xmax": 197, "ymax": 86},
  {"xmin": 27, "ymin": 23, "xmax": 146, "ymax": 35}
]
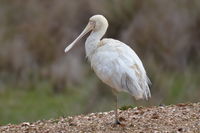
[{"xmin": 0, "ymin": 0, "xmax": 200, "ymax": 125}]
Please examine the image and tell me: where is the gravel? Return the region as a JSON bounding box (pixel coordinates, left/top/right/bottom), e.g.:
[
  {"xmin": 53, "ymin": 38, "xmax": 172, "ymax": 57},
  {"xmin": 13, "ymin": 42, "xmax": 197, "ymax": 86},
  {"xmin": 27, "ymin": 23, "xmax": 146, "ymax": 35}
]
[{"xmin": 0, "ymin": 102, "xmax": 200, "ymax": 133}]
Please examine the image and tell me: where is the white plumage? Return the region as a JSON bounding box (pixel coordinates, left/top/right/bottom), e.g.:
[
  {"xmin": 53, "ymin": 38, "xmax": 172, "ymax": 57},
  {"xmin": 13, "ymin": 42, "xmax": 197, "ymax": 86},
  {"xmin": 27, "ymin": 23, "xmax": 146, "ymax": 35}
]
[
  {"xmin": 65, "ymin": 15, "xmax": 151, "ymax": 124},
  {"xmin": 90, "ymin": 38, "xmax": 151, "ymax": 100}
]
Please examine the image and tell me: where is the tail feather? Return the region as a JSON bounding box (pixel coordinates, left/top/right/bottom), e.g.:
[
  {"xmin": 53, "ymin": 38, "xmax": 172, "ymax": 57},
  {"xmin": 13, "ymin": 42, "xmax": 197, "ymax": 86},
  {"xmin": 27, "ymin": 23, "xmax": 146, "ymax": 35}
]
[{"xmin": 121, "ymin": 73, "xmax": 151, "ymax": 100}]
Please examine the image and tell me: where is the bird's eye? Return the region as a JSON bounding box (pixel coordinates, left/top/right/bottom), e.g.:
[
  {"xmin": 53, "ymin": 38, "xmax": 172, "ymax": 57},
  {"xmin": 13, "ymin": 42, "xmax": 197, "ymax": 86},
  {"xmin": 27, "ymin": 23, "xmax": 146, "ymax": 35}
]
[{"xmin": 89, "ymin": 20, "xmax": 95, "ymax": 25}]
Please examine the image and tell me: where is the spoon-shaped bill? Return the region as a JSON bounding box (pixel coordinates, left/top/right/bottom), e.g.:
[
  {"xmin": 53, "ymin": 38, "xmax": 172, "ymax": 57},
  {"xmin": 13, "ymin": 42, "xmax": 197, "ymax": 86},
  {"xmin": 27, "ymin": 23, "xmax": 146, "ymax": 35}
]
[{"xmin": 64, "ymin": 23, "xmax": 94, "ymax": 53}]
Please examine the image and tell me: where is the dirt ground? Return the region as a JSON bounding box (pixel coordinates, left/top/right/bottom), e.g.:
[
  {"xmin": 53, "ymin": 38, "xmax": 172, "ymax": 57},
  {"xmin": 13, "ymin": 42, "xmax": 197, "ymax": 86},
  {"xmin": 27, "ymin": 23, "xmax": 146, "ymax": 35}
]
[{"xmin": 0, "ymin": 102, "xmax": 199, "ymax": 133}]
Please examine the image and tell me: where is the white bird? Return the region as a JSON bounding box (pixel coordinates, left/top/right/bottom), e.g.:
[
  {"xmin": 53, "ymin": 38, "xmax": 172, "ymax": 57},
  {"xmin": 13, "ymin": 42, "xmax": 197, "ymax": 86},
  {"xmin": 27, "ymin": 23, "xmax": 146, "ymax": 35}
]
[{"xmin": 64, "ymin": 15, "xmax": 151, "ymax": 124}]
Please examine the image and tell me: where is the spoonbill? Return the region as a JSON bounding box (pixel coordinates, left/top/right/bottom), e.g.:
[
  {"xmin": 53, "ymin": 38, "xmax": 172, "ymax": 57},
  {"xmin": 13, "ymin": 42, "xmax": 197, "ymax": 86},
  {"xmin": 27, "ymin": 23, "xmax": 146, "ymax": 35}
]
[{"xmin": 64, "ymin": 15, "xmax": 151, "ymax": 124}]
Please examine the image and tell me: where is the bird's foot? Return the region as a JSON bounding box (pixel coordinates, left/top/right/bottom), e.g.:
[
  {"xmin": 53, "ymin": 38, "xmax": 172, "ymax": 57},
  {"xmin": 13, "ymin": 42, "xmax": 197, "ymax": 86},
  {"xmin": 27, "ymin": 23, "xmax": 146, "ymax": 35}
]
[{"xmin": 159, "ymin": 103, "xmax": 165, "ymax": 107}]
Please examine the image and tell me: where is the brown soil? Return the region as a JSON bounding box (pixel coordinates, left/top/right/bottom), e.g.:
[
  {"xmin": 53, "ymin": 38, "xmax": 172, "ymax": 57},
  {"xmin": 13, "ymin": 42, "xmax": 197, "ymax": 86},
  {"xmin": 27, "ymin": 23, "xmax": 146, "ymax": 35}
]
[{"xmin": 0, "ymin": 103, "xmax": 200, "ymax": 133}]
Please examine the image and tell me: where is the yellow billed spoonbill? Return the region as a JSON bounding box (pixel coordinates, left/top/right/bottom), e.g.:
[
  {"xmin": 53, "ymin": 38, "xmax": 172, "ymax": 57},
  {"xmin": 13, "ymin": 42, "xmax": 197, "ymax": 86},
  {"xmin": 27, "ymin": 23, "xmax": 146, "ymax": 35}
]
[{"xmin": 64, "ymin": 15, "xmax": 151, "ymax": 124}]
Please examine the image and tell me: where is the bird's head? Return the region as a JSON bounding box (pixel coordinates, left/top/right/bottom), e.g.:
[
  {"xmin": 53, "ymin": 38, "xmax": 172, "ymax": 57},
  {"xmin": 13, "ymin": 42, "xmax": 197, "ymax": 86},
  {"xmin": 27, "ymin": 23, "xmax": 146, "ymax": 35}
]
[
  {"xmin": 89, "ymin": 15, "xmax": 108, "ymax": 32},
  {"xmin": 64, "ymin": 15, "xmax": 108, "ymax": 53}
]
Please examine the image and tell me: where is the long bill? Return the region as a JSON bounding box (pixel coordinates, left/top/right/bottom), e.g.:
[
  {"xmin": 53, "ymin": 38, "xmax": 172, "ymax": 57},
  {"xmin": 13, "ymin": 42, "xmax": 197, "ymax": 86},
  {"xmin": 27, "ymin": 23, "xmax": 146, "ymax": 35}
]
[{"xmin": 64, "ymin": 23, "xmax": 94, "ymax": 53}]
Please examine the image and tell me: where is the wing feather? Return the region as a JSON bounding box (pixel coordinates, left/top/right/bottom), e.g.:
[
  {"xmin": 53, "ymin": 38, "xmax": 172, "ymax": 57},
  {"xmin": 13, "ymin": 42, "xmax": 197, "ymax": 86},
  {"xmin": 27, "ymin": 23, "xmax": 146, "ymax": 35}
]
[{"xmin": 91, "ymin": 38, "xmax": 151, "ymax": 100}]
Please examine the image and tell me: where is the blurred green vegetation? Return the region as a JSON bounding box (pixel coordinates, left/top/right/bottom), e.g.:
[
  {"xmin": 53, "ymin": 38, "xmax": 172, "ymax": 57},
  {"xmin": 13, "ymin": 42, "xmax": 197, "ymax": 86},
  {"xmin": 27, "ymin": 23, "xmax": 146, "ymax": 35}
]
[{"xmin": 0, "ymin": 0, "xmax": 200, "ymax": 125}]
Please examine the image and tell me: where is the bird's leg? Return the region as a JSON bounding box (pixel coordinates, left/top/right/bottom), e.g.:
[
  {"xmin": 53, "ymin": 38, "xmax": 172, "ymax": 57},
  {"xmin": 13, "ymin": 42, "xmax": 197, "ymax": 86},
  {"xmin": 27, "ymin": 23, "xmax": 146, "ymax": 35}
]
[{"xmin": 114, "ymin": 95, "xmax": 121, "ymax": 125}]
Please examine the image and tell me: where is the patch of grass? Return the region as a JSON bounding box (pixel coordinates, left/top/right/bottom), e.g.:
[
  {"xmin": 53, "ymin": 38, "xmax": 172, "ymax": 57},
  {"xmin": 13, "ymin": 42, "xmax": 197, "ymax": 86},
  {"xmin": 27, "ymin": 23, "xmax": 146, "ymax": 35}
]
[
  {"xmin": 119, "ymin": 105, "xmax": 134, "ymax": 110},
  {"xmin": 166, "ymin": 66, "xmax": 200, "ymax": 104},
  {"xmin": 0, "ymin": 80, "xmax": 90, "ymax": 125}
]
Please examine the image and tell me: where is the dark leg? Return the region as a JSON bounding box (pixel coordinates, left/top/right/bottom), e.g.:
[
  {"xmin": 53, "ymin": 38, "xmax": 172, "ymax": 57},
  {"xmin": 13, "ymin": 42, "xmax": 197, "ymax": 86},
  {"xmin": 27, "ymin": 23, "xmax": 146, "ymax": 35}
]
[{"xmin": 114, "ymin": 95, "xmax": 121, "ymax": 124}]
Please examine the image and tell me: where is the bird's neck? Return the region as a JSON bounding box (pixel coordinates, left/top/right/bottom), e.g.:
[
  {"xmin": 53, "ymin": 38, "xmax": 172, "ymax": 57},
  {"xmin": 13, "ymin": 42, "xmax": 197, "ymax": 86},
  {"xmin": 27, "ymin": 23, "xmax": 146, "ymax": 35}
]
[{"xmin": 85, "ymin": 30, "xmax": 106, "ymax": 60}]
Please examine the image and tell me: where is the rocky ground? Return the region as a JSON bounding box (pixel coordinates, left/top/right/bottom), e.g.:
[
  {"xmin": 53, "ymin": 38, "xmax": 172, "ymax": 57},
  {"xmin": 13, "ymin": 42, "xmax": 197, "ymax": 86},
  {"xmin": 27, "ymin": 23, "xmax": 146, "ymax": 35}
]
[{"xmin": 0, "ymin": 103, "xmax": 200, "ymax": 133}]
